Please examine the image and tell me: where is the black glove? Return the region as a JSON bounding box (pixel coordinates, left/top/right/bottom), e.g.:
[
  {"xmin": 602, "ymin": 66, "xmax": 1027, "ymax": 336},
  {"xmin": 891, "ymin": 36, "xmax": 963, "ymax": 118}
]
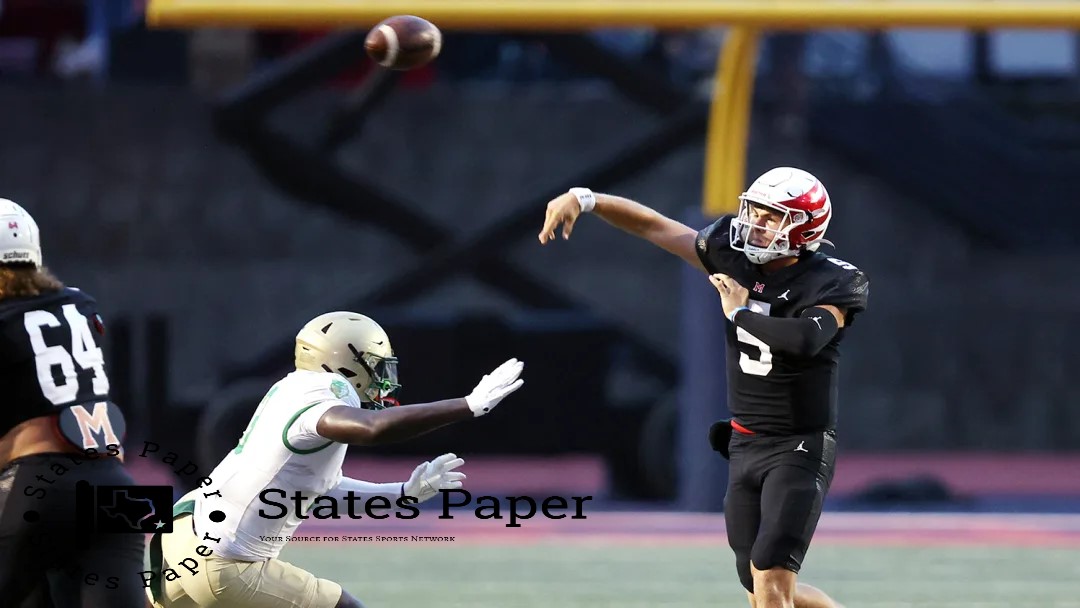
[{"xmin": 708, "ymin": 419, "xmax": 733, "ymax": 460}]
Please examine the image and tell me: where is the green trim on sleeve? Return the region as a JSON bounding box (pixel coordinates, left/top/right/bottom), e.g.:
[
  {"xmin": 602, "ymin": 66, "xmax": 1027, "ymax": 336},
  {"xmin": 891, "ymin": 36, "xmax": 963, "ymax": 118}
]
[{"xmin": 282, "ymin": 400, "xmax": 336, "ymax": 454}]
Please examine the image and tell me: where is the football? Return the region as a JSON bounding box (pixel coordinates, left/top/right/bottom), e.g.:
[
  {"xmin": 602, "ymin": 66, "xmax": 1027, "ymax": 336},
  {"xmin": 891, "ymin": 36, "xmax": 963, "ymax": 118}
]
[{"xmin": 364, "ymin": 15, "xmax": 443, "ymax": 71}]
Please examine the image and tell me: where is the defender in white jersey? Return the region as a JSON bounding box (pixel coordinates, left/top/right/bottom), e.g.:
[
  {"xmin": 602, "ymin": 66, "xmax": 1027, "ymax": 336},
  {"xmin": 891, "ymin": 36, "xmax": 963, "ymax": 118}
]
[{"xmin": 149, "ymin": 311, "xmax": 525, "ymax": 608}]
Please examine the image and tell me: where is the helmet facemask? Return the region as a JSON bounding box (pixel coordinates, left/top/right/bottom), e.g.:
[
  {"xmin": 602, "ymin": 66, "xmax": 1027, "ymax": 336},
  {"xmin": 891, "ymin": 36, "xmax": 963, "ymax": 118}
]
[
  {"xmin": 730, "ymin": 198, "xmax": 810, "ymax": 265},
  {"xmin": 352, "ymin": 347, "xmax": 401, "ymax": 409}
]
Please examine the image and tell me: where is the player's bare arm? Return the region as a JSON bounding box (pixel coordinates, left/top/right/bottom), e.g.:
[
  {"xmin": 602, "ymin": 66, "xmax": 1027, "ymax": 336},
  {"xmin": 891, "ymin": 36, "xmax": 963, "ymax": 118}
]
[
  {"xmin": 316, "ymin": 358, "xmax": 524, "ymax": 446},
  {"xmin": 539, "ymin": 189, "xmax": 706, "ymax": 272},
  {"xmin": 710, "ymin": 273, "xmax": 846, "ymax": 357},
  {"xmin": 315, "ymin": 398, "xmax": 472, "ymax": 445}
]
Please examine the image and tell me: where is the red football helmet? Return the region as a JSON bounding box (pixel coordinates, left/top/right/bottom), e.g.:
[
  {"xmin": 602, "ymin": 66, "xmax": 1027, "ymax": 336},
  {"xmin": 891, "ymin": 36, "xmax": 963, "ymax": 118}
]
[{"xmin": 729, "ymin": 167, "xmax": 833, "ymax": 264}]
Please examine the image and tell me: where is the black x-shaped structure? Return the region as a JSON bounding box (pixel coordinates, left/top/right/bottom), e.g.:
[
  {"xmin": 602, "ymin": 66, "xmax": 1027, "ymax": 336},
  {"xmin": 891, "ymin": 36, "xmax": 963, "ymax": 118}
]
[{"xmin": 212, "ymin": 32, "xmax": 712, "ymax": 389}]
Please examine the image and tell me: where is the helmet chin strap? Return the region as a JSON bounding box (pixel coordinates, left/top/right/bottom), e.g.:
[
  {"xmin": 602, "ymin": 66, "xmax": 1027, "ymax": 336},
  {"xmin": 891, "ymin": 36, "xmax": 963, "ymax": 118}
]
[
  {"xmin": 742, "ymin": 230, "xmax": 798, "ymax": 264},
  {"xmin": 744, "ymin": 248, "xmax": 792, "ymax": 265},
  {"xmin": 362, "ymin": 382, "xmax": 401, "ymax": 408}
]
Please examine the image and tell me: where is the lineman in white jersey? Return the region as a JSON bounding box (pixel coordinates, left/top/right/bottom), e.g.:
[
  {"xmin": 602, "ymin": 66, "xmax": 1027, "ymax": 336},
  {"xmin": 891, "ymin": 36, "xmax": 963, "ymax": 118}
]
[{"xmin": 149, "ymin": 311, "xmax": 525, "ymax": 608}]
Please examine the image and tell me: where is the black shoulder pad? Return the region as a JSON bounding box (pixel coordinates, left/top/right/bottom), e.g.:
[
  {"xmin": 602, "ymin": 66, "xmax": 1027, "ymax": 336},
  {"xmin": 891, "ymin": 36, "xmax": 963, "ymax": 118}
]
[
  {"xmin": 815, "ymin": 256, "xmax": 869, "ymax": 324},
  {"xmin": 695, "ymin": 215, "xmax": 737, "ymax": 275}
]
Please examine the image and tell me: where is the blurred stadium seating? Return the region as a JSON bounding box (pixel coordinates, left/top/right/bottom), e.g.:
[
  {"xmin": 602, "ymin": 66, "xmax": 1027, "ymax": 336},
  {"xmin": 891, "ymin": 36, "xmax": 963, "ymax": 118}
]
[{"xmin": 2, "ymin": 3, "xmax": 1079, "ymax": 604}]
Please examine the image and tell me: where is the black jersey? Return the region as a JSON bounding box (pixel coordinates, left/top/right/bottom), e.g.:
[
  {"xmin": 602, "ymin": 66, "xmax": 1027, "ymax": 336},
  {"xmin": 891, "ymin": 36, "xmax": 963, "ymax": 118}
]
[
  {"xmin": 0, "ymin": 287, "xmax": 115, "ymax": 437},
  {"xmin": 695, "ymin": 215, "xmax": 869, "ymax": 435}
]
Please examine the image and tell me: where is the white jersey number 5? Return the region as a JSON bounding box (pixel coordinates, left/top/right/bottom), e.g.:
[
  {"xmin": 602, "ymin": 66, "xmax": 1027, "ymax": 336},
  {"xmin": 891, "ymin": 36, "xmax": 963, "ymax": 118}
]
[{"xmin": 735, "ymin": 300, "xmax": 772, "ymax": 376}]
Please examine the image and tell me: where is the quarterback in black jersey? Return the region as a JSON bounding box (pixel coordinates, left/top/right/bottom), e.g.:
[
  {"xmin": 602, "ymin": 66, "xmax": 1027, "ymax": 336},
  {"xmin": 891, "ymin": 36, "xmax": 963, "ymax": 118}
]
[
  {"xmin": 0, "ymin": 199, "xmax": 147, "ymax": 607},
  {"xmin": 539, "ymin": 168, "xmax": 868, "ymax": 608}
]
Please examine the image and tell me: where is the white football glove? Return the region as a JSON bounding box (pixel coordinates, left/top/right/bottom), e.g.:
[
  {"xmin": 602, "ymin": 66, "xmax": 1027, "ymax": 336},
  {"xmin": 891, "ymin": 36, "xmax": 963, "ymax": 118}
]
[
  {"xmin": 403, "ymin": 453, "xmax": 466, "ymax": 503},
  {"xmin": 465, "ymin": 358, "xmax": 525, "ymax": 417}
]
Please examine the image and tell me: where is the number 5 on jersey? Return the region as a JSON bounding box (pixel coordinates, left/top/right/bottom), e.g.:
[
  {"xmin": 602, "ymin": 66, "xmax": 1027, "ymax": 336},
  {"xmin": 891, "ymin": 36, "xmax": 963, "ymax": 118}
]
[{"xmin": 735, "ymin": 300, "xmax": 773, "ymax": 376}]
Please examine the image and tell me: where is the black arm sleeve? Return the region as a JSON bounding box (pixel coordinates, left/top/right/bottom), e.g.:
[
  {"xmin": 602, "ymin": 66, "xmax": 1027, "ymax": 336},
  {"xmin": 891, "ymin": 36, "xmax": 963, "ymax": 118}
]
[{"xmin": 731, "ymin": 306, "xmax": 839, "ymax": 357}]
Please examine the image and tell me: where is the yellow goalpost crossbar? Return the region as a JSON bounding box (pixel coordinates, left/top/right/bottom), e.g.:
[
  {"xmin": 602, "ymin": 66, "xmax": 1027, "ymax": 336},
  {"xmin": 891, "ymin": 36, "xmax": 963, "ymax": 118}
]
[
  {"xmin": 147, "ymin": 0, "xmax": 1080, "ymax": 216},
  {"xmin": 148, "ymin": 1, "xmax": 1080, "ymax": 30}
]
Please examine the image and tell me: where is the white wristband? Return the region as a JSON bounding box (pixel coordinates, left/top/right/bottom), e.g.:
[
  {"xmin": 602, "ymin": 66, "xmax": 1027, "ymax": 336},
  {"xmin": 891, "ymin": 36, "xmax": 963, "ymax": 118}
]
[
  {"xmin": 728, "ymin": 306, "xmax": 749, "ymax": 323},
  {"xmin": 569, "ymin": 187, "xmax": 596, "ymax": 213}
]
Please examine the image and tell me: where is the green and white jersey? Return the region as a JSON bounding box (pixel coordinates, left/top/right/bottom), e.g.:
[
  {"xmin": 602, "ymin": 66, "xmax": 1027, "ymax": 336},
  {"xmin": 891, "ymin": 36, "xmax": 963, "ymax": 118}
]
[{"xmin": 185, "ymin": 369, "xmax": 361, "ymax": 561}]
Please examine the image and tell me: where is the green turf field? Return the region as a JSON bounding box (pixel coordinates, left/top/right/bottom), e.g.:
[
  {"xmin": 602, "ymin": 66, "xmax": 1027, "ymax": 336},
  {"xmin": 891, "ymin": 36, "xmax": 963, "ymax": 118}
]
[{"xmin": 279, "ymin": 542, "xmax": 1080, "ymax": 607}]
